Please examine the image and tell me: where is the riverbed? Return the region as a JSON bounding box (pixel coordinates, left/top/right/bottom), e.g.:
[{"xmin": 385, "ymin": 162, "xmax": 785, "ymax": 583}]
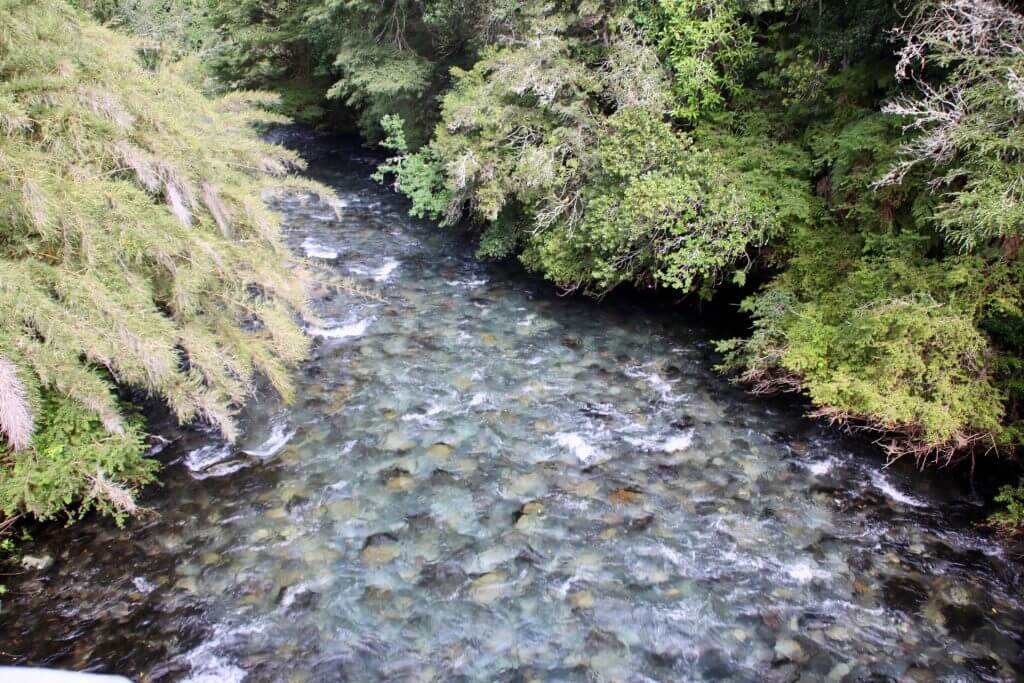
[{"xmin": 2, "ymin": 130, "xmax": 1022, "ymax": 682}]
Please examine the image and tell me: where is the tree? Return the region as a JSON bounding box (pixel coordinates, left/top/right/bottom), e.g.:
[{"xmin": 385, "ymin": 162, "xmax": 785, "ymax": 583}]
[{"xmin": 0, "ymin": 0, "xmax": 326, "ymax": 521}]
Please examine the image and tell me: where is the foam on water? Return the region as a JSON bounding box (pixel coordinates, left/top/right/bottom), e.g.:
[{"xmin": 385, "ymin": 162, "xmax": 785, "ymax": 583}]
[
  {"xmin": 870, "ymin": 470, "xmax": 929, "ymax": 508},
  {"xmin": 372, "ymin": 257, "xmax": 401, "ymax": 282},
  {"xmin": 785, "ymin": 560, "xmax": 829, "ymax": 584},
  {"xmin": 242, "ymin": 421, "xmax": 295, "ymax": 458},
  {"xmin": 180, "ymin": 623, "xmax": 265, "ymax": 683},
  {"xmin": 183, "ymin": 444, "xmax": 238, "ymax": 479},
  {"xmin": 447, "ymin": 277, "xmax": 488, "ymax": 289},
  {"xmin": 132, "ymin": 577, "xmax": 156, "ymax": 594},
  {"xmin": 307, "ymin": 316, "xmax": 373, "ymax": 339},
  {"xmin": 553, "ymin": 432, "xmax": 605, "ymax": 466},
  {"xmin": 807, "ymin": 457, "xmax": 837, "ymax": 476},
  {"xmin": 661, "ymin": 431, "xmax": 694, "ymax": 452},
  {"xmin": 301, "ymin": 237, "xmax": 338, "ymax": 259},
  {"xmin": 624, "ymin": 429, "xmax": 694, "ymax": 453}
]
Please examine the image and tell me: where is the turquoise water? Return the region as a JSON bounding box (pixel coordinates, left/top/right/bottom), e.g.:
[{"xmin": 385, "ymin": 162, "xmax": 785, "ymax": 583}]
[{"xmin": 2, "ymin": 131, "xmax": 1022, "ymax": 682}]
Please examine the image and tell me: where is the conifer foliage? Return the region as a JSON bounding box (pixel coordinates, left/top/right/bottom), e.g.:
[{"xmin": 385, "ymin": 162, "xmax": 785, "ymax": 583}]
[{"xmin": 0, "ymin": 0, "xmax": 319, "ymax": 521}]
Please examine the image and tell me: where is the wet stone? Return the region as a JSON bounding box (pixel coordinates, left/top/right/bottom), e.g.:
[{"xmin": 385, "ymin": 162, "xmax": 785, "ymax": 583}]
[
  {"xmin": 521, "ymin": 501, "xmax": 544, "ymax": 516},
  {"xmin": 20, "ymin": 554, "xmax": 53, "ymax": 571},
  {"xmin": 774, "ymin": 638, "xmax": 806, "ymax": 663},
  {"xmin": 382, "ymin": 430, "xmax": 416, "ymax": 451},
  {"xmin": 469, "ymin": 571, "xmax": 509, "ymax": 605},
  {"xmin": 426, "ymin": 442, "xmax": 453, "ymax": 458},
  {"xmin": 902, "ymin": 667, "xmax": 936, "ymax": 683},
  {"xmin": 569, "ymin": 591, "xmax": 595, "ymax": 609},
  {"xmin": 362, "ymin": 534, "xmax": 401, "ymax": 565},
  {"xmin": 883, "ymin": 576, "xmax": 929, "ymax": 614},
  {"xmin": 697, "ymin": 648, "xmax": 732, "ymax": 679},
  {"xmin": 941, "ymin": 603, "xmax": 987, "ymax": 638},
  {"xmin": 608, "ymin": 488, "xmax": 643, "ymax": 507},
  {"xmin": 451, "ymin": 375, "xmax": 473, "ymax": 392},
  {"xmin": 385, "ymin": 472, "xmax": 415, "ymax": 492}
]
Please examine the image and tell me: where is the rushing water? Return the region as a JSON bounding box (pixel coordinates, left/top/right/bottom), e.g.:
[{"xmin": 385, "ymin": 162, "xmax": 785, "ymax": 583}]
[{"xmin": 2, "ymin": 130, "xmax": 1023, "ymax": 682}]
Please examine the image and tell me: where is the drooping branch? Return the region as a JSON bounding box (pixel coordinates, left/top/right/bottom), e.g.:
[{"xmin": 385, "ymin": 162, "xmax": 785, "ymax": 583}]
[
  {"xmin": 876, "ymin": 0, "xmax": 1024, "ymax": 189},
  {"xmin": 0, "ymin": 356, "xmax": 33, "ymax": 452}
]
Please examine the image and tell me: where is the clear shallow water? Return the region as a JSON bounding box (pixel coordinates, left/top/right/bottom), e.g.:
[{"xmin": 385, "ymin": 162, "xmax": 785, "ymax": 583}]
[{"xmin": 2, "ymin": 131, "xmax": 1023, "ymax": 682}]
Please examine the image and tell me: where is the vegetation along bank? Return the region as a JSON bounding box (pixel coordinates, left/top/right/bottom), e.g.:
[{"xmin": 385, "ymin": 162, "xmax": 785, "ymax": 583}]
[{"xmin": 1, "ymin": 0, "xmax": 1023, "ymax": 552}]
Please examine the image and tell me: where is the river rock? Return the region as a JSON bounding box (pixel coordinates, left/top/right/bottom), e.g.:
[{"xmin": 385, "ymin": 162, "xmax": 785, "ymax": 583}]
[
  {"xmin": 883, "ymin": 576, "xmax": 928, "ymax": 614},
  {"xmin": 826, "ymin": 663, "xmax": 851, "ymax": 681},
  {"xmin": 522, "ymin": 501, "xmax": 544, "ymax": 516},
  {"xmin": 382, "ymin": 430, "xmax": 416, "ymax": 451},
  {"xmin": 469, "ymin": 571, "xmax": 509, "ymax": 604},
  {"xmin": 533, "ymin": 419, "xmax": 556, "ymax": 434},
  {"xmin": 265, "ymin": 506, "xmax": 289, "ymax": 520},
  {"xmin": 451, "ymin": 375, "xmax": 473, "ymax": 392},
  {"xmin": 515, "ymin": 511, "xmax": 543, "ymax": 533},
  {"xmin": 825, "ymin": 626, "xmax": 849, "ymax": 641},
  {"xmin": 426, "ymin": 443, "xmax": 453, "ymax": 458},
  {"xmin": 946, "ymin": 583, "xmax": 971, "ymax": 606},
  {"xmin": 569, "ymin": 591, "xmax": 595, "ymax": 609},
  {"xmin": 608, "ymin": 488, "xmax": 643, "ymax": 506},
  {"xmin": 467, "ymin": 545, "xmax": 519, "ymax": 574},
  {"xmin": 362, "ymin": 535, "xmax": 401, "ymax": 565},
  {"xmin": 325, "ymin": 498, "xmax": 360, "ymax": 519},
  {"xmin": 562, "ymin": 479, "xmax": 600, "ymax": 498},
  {"xmin": 20, "ymin": 554, "xmax": 53, "ymax": 571},
  {"xmin": 774, "ymin": 638, "xmax": 806, "ymax": 662},
  {"xmin": 507, "ymin": 472, "xmax": 546, "ymax": 498},
  {"xmin": 902, "ymin": 667, "xmax": 937, "ymax": 683},
  {"xmin": 385, "ymin": 473, "xmax": 415, "ymax": 492}
]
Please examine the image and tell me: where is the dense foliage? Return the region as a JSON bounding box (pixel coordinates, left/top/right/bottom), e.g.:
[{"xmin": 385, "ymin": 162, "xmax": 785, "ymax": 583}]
[
  {"xmin": 12, "ymin": 0, "xmax": 1024, "ymax": 530},
  {"xmin": 0, "ymin": 0, "xmax": 323, "ymax": 524},
  {"xmin": 370, "ymin": 0, "xmax": 1024, "ymax": 524},
  {"xmin": 197, "ymin": 0, "xmax": 520, "ymax": 139}
]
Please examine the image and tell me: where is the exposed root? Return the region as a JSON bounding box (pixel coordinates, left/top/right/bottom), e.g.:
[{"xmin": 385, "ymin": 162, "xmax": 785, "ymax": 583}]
[
  {"xmin": 734, "ymin": 366, "xmax": 999, "ymax": 469},
  {"xmin": 807, "ymin": 405, "xmax": 996, "ymax": 469},
  {"xmin": 0, "ymin": 514, "xmax": 22, "ymax": 540},
  {"xmin": 737, "ymin": 366, "xmax": 804, "ymax": 396}
]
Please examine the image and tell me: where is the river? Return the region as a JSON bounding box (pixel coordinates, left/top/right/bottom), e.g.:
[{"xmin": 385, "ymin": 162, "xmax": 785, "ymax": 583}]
[{"xmin": 2, "ymin": 129, "xmax": 1022, "ymax": 682}]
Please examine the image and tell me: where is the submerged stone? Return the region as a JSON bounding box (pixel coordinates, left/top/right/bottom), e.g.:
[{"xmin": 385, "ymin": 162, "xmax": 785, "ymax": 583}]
[
  {"xmin": 382, "ymin": 430, "xmax": 416, "ymax": 451},
  {"xmin": 883, "ymin": 576, "xmax": 928, "ymax": 614},
  {"xmin": 569, "ymin": 591, "xmax": 595, "ymax": 609},
  {"xmin": 426, "ymin": 442, "xmax": 453, "ymax": 458},
  {"xmin": 608, "ymin": 488, "xmax": 643, "ymax": 506},
  {"xmin": 774, "ymin": 638, "xmax": 805, "ymax": 663},
  {"xmin": 469, "ymin": 571, "xmax": 509, "ymax": 604},
  {"xmin": 451, "ymin": 375, "xmax": 473, "ymax": 392},
  {"xmin": 20, "ymin": 555, "xmax": 53, "ymax": 571},
  {"xmin": 385, "ymin": 473, "xmax": 415, "ymax": 492},
  {"xmin": 362, "ymin": 534, "xmax": 401, "ymax": 565}
]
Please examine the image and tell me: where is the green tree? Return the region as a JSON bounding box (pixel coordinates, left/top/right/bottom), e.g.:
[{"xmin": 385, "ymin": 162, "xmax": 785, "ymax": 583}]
[{"xmin": 0, "ymin": 0, "xmax": 327, "ymax": 522}]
